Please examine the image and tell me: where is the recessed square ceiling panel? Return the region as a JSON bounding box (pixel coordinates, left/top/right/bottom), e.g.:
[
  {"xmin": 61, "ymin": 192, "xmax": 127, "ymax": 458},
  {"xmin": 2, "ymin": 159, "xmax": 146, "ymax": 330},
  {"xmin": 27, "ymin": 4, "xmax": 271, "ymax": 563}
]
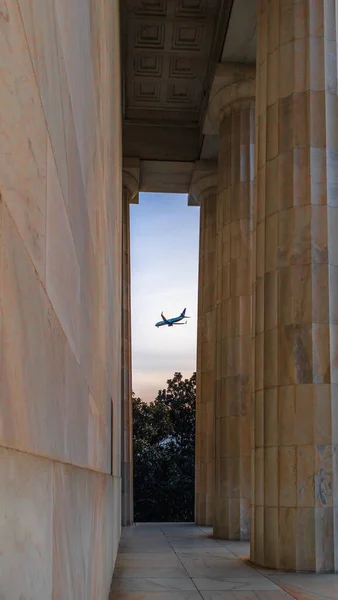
[
  {"xmin": 122, "ymin": 0, "xmax": 234, "ymax": 160},
  {"xmin": 134, "ymin": 55, "xmax": 163, "ymax": 77},
  {"xmin": 134, "ymin": 22, "xmax": 166, "ymax": 48},
  {"xmin": 125, "ymin": 0, "xmax": 224, "ymax": 120},
  {"xmin": 176, "ymin": 0, "xmax": 218, "ymax": 18},
  {"xmin": 135, "ymin": 0, "xmax": 167, "ymax": 16}
]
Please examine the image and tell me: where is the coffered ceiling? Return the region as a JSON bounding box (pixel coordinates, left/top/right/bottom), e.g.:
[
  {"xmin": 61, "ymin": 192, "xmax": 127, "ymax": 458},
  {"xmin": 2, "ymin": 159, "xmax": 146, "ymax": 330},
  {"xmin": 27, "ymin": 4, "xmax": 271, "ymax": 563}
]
[{"xmin": 121, "ymin": 0, "xmax": 234, "ymax": 161}]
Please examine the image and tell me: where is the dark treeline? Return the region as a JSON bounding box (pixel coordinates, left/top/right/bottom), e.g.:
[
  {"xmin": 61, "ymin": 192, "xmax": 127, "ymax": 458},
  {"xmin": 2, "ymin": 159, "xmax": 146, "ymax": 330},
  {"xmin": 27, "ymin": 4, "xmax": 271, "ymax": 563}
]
[{"xmin": 133, "ymin": 372, "xmax": 196, "ymax": 522}]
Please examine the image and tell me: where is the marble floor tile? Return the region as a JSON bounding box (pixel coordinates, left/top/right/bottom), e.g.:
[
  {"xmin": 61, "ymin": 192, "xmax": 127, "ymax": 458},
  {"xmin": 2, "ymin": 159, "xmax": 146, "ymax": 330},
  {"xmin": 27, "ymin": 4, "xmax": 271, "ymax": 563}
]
[
  {"xmin": 118, "ymin": 541, "xmax": 172, "ymax": 553},
  {"xmin": 176, "ymin": 548, "xmax": 233, "ymax": 558},
  {"xmin": 122, "ymin": 529, "xmax": 164, "ymax": 534},
  {"xmin": 200, "ymin": 593, "xmax": 293, "ymax": 599},
  {"xmin": 121, "ymin": 532, "xmax": 166, "ymax": 540},
  {"xmin": 124, "ymin": 528, "xmax": 166, "ymax": 537},
  {"xmin": 269, "ymin": 573, "xmax": 338, "ymax": 599},
  {"xmin": 119, "ymin": 539, "xmax": 171, "ymax": 546},
  {"xmin": 111, "ymin": 578, "xmax": 196, "ymax": 591},
  {"xmin": 180, "ymin": 557, "xmax": 256, "ymax": 569},
  {"xmin": 111, "ymin": 593, "xmax": 201, "ymax": 600},
  {"xmin": 114, "ymin": 567, "xmax": 188, "ymax": 579},
  {"xmin": 217, "ymin": 543, "xmax": 251, "ymax": 558},
  {"xmin": 109, "ymin": 525, "xmax": 338, "ymax": 600},
  {"xmin": 185, "ymin": 567, "xmax": 263, "ymax": 579},
  {"xmin": 192, "ymin": 579, "xmax": 280, "ymax": 592},
  {"xmin": 162, "ymin": 527, "xmax": 206, "ymax": 538},
  {"xmin": 118, "ymin": 548, "xmax": 173, "ymax": 555},
  {"xmin": 116, "ymin": 555, "xmax": 182, "ymax": 569},
  {"xmin": 180, "ymin": 557, "xmax": 239, "ymax": 568},
  {"xmin": 169, "ymin": 539, "xmax": 219, "ymax": 548},
  {"xmin": 118, "ymin": 547, "xmax": 174, "ymax": 555}
]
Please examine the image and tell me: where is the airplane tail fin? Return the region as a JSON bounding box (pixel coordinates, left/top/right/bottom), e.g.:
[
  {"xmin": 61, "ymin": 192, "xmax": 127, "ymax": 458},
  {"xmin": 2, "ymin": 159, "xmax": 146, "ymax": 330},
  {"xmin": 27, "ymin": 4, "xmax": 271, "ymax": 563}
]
[{"xmin": 181, "ymin": 308, "xmax": 186, "ymax": 317}]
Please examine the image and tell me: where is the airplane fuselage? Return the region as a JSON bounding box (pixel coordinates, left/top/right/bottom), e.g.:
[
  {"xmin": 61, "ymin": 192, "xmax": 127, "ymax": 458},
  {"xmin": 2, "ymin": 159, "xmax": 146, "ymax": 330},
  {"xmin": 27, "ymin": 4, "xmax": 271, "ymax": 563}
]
[{"xmin": 155, "ymin": 314, "xmax": 184, "ymax": 327}]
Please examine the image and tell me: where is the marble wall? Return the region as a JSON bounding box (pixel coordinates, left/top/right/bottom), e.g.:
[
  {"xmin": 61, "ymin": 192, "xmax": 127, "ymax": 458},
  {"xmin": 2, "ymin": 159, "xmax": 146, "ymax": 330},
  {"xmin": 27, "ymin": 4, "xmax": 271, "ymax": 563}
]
[{"xmin": 0, "ymin": 0, "xmax": 122, "ymax": 597}]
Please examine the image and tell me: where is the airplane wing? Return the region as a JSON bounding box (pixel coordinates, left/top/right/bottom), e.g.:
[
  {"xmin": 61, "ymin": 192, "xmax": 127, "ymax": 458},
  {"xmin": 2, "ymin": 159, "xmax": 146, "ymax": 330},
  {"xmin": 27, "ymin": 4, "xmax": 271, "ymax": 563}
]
[{"xmin": 161, "ymin": 311, "xmax": 168, "ymax": 322}]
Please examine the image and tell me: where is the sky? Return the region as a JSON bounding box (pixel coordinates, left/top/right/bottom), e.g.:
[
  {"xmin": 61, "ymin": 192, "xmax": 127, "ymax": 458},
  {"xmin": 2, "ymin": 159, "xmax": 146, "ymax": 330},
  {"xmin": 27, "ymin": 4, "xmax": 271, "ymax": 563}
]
[{"xmin": 130, "ymin": 193, "xmax": 200, "ymax": 403}]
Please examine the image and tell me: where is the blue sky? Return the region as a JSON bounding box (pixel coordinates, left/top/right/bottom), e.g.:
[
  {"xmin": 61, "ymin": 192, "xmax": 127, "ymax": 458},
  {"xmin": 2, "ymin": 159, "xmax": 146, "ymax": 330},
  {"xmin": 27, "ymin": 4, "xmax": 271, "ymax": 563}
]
[{"xmin": 130, "ymin": 193, "xmax": 200, "ymax": 402}]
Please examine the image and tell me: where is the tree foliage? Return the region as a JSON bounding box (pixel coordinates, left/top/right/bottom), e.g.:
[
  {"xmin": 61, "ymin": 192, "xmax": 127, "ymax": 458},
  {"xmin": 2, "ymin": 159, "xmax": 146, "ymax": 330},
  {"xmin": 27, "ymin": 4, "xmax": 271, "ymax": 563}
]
[{"xmin": 133, "ymin": 372, "xmax": 196, "ymax": 522}]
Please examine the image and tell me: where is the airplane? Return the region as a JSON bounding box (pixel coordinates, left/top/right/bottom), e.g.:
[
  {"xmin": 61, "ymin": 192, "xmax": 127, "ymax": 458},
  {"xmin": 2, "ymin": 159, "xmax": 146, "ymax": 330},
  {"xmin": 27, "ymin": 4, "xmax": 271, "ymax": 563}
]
[{"xmin": 155, "ymin": 308, "xmax": 190, "ymax": 328}]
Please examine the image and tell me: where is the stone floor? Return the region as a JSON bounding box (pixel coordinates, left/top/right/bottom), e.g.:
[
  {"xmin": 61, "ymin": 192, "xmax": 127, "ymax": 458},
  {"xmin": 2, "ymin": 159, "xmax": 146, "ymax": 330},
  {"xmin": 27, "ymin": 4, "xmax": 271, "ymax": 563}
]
[{"xmin": 109, "ymin": 524, "xmax": 338, "ymax": 599}]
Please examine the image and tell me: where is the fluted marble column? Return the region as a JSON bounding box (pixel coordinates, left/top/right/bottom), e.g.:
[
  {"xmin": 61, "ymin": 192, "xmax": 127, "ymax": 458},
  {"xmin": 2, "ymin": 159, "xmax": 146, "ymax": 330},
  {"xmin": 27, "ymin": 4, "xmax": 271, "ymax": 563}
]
[
  {"xmin": 252, "ymin": 0, "xmax": 338, "ymax": 572},
  {"xmin": 121, "ymin": 162, "xmax": 139, "ymax": 526},
  {"xmin": 209, "ymin": 66, "xmax": 255, "ymax": 539},
  {"xmin": 190, "ymin": 164, "xmax": 218, "ymax": 526}
]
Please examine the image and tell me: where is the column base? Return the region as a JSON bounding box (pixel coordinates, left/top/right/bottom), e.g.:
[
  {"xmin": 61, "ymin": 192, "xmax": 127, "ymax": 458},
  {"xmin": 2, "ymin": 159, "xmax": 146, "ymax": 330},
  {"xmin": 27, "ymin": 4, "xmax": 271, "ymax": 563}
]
[
  {"xmin": 250, "ymin": 504, "xmax": 338, "ymax": 573},
  {"xmin": 249, "ymin": 559, "xmax": 338, "ymax": 575}
]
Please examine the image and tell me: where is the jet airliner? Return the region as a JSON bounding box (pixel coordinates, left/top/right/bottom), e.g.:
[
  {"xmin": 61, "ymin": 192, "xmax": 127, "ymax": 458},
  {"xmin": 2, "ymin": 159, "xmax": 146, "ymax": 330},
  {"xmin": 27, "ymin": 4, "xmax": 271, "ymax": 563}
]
[{"xmin": 155, "ymin": 308, "xmax": 190, "ymax": 328}]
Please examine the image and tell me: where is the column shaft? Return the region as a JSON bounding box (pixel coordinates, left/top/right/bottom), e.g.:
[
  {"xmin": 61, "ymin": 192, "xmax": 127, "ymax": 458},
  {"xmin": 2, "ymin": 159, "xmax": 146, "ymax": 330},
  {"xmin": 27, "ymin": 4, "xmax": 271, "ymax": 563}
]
[
  {"xmin": 121, "ymin": 187, "xmax": 133, "ymax": 526},
  {"xmin": 195, "ymin": 194, "xmax": 217, "ymax": 526},
  {"xmin": 214, "ymin": 102, "xmax": 254, "ymax": 540},
  {"xmin": 252, "ymin": 0, "xmax": 338, "ymax": 571}
]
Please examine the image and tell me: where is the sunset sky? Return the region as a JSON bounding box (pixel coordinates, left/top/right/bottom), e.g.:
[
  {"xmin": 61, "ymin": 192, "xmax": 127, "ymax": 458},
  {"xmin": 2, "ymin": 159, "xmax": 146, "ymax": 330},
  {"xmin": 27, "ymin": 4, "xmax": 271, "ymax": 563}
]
[{"xmin": 130, "ymin": 193, "xmax": 200, "ymax": 403}]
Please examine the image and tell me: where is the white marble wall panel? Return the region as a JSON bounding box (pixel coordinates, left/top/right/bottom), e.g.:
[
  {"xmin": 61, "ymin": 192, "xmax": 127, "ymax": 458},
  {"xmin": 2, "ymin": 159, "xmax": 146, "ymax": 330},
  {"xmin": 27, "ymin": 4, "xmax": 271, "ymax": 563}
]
[
  {"xmin": 46, "ymin": 141, "xmax": 80, "ymax": 361},
  {"xmin": 18, "ymin": 0, "xmax": 68, "ymax": 202},
  {"xmin": 0, "ymin": 448, "xmax": 118, "ymax": 600},
  {"xmin": 1, "ymin": 203, "xmax": 111, "ymax": 474},
  {"xmin": 53, "ymin": 463, "xmax": 119, "ymax": 600},
  {"xmin": 0, "ymin": 448, "xmax": 53, "ymax": 600},
  {"xmin": 54, "ymin": 0, "xmax": 96, "ymax": 204},
  {"xmin": 0, "ymin": 0, "xmax": 47, "ymax": 282},
  {"xmin": 1, "ymin": 206, "xmax": 68, "ymax": 460}
]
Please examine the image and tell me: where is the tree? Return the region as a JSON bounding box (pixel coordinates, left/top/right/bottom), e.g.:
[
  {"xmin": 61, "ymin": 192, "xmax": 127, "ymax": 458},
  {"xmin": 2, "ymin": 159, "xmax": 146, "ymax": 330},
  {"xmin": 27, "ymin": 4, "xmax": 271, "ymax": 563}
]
[{"xmin": 133, "ymin": 372, "xmax": 196, "ymax": 522}]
